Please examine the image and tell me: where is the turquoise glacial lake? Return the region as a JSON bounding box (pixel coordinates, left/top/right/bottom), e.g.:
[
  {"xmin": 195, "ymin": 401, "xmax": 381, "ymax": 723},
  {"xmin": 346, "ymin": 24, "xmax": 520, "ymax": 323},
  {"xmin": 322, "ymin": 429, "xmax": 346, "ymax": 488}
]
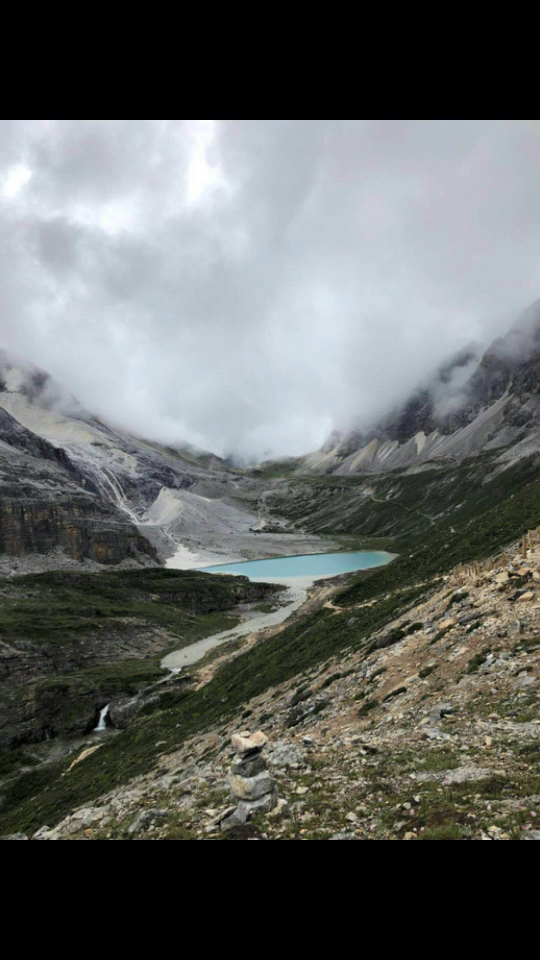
[{"xmin": 200, "ymin": 550, "xmax": 394, "ymax": 581}]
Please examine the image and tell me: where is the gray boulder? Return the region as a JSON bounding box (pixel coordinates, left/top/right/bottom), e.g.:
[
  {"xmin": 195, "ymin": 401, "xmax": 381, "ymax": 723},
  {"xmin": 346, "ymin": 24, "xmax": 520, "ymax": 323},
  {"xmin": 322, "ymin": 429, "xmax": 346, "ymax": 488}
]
[
  {"xmin": 128, "ymin": 808, "xmax": 168, "ymax": 835},
  {"xmin": 267, "ymin": 741, "xmax": 306, "ymax": 769}
]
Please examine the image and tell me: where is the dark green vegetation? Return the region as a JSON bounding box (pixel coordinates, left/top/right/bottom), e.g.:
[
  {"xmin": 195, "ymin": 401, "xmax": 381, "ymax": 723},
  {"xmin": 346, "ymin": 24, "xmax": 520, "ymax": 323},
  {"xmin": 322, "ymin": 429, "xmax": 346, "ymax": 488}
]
[
  {"xmin": 357, "ymin": 698, "xmax": 379, "ymax": 717},
  {"xmin": 3, "ymin": 451, "xmax": 540, "ymax": 835},
  {"xmin": 0, "ymin": 568, "xmax": 277, "ymax": 754},
  {"xmin": 266, "ymin": 451, "xmax": 540, "ymax": 555},
  {"xmin": 0, "ymin": 567, "xmax": 276, "ymax": 645},
  {"xmin": 0, "ymin": 748, "xmax": 39, "ymax": 778},
  {"xmin": 382, "ymin": 686, "xmax": 408, "ymax": 703},
  {"xmin": 330, "ymin": 455, "xmax": 540, "ymax": 606}
]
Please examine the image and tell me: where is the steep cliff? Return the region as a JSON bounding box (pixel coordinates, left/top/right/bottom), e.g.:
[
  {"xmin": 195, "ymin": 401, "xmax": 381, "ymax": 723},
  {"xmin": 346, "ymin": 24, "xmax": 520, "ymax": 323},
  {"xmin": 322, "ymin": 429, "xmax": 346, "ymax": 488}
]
[{"xmin": 0, "ymin": 407, "xmax": 157, "ymax": 569}]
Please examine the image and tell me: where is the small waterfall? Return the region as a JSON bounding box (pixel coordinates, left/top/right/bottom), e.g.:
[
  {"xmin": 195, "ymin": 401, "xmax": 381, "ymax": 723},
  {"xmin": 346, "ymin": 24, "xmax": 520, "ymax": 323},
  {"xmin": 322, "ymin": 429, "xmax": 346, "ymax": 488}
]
[{"xmin": 93, "ymin": 704, "xmax": 110, "ymax": 732}]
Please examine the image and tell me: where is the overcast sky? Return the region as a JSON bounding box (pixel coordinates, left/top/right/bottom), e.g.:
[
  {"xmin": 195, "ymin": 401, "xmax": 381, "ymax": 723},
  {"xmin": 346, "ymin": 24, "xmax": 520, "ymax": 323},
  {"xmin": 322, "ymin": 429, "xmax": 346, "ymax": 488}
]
[{"xmin": 0, "ymin": 119, "xmax": 539, "ymax": 460}]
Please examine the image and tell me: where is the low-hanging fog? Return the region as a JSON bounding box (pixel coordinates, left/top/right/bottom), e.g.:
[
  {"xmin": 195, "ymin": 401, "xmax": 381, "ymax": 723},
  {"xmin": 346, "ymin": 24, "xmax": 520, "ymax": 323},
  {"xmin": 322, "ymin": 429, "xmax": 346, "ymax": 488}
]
[{"xmin": 0, "ymin": 119, "xmax": 539, "ymax": 461}]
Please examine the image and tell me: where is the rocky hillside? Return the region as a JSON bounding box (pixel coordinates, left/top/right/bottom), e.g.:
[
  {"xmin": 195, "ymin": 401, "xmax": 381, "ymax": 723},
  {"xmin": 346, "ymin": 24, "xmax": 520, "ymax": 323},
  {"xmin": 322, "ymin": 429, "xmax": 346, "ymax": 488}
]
[
  {"xmin": 301, "ymin": 299, "xmax": 540, "ymax": 475},
  {"xmin": 4, "ymin": 533, "xmax": 540, "ymax": 841},
  {"xmin": 0, "ymin": 349, "xmax": 238, "ymax": 569},
  {"xmin": 1, "ymin": 445, "xmax": 540, "ymax": 840}
]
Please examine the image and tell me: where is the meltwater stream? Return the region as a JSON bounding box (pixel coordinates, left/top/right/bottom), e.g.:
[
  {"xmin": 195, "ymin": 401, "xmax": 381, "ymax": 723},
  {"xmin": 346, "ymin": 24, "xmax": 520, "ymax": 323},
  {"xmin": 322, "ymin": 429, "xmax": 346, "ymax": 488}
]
[{"xmin": 161, "ymin": 550, "xmax": 394, "ymax": 671}]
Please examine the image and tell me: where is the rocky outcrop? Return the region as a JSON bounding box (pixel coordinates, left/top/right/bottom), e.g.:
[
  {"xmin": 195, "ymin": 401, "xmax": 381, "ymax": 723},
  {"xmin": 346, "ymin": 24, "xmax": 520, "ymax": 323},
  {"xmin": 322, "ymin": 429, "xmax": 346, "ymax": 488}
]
[
  {"xmin": 0, "ymin": 491, "xmax": 156, "ymax": 566},
  {"xmin": 0, "ymin": 407, "xmax": 89, "ymax": 480}
]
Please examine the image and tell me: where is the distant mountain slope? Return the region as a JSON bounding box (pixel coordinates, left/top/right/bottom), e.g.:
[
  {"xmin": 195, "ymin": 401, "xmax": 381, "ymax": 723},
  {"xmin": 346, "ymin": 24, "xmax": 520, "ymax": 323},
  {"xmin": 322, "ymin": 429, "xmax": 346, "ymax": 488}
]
[
  {"xmin": 0, "ymin": 351, "xmax": 321, "ymax": 572},
  {"xmin": 0, "ymin": 351, "xmax": 239, "ymax": 571},
  {"xmin": 0, "ymin": 405, "xmax": 156, "ymax": 571},
  {"xmin": 301, "ymin": 299, "xmax": 540, "ymax": 475},
  {"xmin": 0, "ymin": 350, "xmax": 227, "ymax": 510}
]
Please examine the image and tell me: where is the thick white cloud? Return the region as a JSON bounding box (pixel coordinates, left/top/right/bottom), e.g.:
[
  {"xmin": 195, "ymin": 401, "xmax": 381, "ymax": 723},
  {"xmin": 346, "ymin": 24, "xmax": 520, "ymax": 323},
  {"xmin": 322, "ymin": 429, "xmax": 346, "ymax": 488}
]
[{"xmin": 0, "ymin": 119, "xmax": 539, "ymax": 460}]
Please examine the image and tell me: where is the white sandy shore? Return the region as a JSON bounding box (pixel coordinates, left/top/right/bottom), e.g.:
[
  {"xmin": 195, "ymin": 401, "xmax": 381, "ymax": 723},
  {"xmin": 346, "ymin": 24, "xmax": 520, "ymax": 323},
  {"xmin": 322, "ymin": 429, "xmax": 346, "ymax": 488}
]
[
  {"xmin": 164, "ymin": 543, "xmax": 222, "ymax": 570},
  {"xmin": 163, "ymin": 531, "xmax": 340, "ymax": 569}
]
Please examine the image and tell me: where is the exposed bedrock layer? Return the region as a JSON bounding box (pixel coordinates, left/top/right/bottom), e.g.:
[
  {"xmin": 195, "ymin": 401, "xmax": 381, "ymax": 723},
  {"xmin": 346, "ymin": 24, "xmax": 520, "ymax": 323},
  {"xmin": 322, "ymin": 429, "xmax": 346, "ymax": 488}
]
[{"xmin": 0, "ymin": 493, "xmax": 156, "ymax": 566}]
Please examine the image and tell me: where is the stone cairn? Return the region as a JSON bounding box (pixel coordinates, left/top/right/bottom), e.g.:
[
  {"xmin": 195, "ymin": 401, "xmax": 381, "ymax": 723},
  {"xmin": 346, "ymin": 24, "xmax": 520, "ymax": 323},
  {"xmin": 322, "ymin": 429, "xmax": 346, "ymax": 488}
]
[{"xmin": 220, "ymin": 731, "xmax": 278, "ymax": 831}]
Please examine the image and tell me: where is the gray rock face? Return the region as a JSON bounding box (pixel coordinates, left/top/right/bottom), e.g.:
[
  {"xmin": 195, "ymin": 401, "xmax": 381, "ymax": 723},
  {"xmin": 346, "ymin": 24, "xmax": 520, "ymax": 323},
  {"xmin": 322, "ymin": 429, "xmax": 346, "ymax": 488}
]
[
  {"xmin": 219, "ymin": 806, "xmax": 248, "ymax": 830},
  {"xmin": 239, "ymin": 789, "xmax": 279, "ymax": 816},
  {"xmin": 108, "ymin": 693, "xmax": 162, "ymax": 728},
  {"xmin": 230, "ymin": 731, "xmax": 268, "ymax": 756},
  {"xmin": 429, "ymin": 703, "xmax": 455, "ymax": 722},
  {"xmin": 443, "ymin": 766, "xmax": 492, "ymax": 785},
  {"xmin": 513, "ymin": 675, "xmax": 536, "ymax": 691}
]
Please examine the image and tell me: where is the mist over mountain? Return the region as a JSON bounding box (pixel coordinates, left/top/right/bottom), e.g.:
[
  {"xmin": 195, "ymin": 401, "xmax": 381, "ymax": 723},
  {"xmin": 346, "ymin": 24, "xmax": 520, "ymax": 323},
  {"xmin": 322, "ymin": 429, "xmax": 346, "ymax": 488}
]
[
  {"xmin": 1, "ymin": 120, "xmax": 540, "ymax": 461},
  {"xmin": 299, "ymin": 298, "xmax": 540, "ymax": 474}
]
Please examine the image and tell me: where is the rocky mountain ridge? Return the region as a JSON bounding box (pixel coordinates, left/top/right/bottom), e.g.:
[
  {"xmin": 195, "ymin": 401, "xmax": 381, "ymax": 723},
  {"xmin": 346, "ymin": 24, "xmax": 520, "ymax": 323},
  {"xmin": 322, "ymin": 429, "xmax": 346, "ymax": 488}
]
[
  {"xmin": 0, "ymin": 404, "xmax": 156, "ymax": 572},
  {"xmin": 300, "ymin": 299, "xmax": 540, "ymax": 475}
]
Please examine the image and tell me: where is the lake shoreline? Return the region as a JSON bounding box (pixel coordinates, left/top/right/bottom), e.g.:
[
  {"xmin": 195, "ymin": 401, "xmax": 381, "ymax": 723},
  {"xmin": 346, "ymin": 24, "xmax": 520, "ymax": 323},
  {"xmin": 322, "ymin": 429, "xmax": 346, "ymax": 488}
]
[
  {"xmin": 199, "ymin": 549, "xmax": 396, "ymax": 579},
  {"xmin": 161, "ymin": 550, "xmax": 396, "ymax": 670}
]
